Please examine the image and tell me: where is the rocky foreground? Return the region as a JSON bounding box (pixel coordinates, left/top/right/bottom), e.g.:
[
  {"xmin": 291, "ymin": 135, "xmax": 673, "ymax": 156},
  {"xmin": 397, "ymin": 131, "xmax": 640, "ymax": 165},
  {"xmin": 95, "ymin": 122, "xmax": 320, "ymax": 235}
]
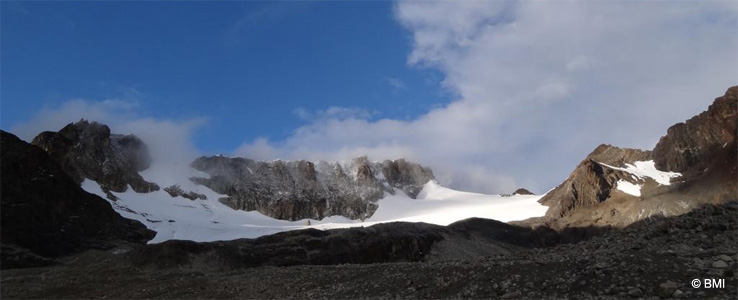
[{"xmin": 2, "ymin": 202, "xmax": 736, "ymax": 299}]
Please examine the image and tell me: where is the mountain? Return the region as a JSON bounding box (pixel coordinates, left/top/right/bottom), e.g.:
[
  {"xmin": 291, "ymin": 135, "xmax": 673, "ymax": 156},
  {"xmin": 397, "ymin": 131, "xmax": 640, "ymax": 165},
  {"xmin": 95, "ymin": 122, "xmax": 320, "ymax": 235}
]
[
  {"xmin": 23, "ymin": 120, "xmax": 546, "ymax": 244},
  {"xmin": 31, "ymin": 120, "xmax": 160, "ymax": 200},
  {"xmin": 536, "ymin": 86, "xmax": 737, "ymax": 228},
  {"xmin": 191, "ymin": 156, "xmax": 435, "ymax": 221},
  {"xmin": 28, "ymin": 120, "xmax": 436, "ymax": 222},
  {"xmin": 0, "ymin": 131, "xmax": 154, "ymax": 269},
  {"xmin": 1, "ymin": 86, "xmax": 736, "ymax": 299}
]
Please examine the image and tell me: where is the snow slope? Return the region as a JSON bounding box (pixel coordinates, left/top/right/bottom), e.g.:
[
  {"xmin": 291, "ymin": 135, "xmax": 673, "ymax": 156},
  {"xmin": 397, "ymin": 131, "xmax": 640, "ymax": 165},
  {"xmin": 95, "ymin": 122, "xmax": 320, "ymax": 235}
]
[
  {"xmin": 615, "ymin": 180, "xmax": 642, "ymax": 197},
  {"xmin": 82, "ymin": 164, "xmax": 548, "ymax": 244},
  {"xmin": 599, "ymin": 160, "xmax": 682, "ymax": 197},
  {"xmin": 599, "ymin": 160, "xmax": 681, "ymax": 186}
]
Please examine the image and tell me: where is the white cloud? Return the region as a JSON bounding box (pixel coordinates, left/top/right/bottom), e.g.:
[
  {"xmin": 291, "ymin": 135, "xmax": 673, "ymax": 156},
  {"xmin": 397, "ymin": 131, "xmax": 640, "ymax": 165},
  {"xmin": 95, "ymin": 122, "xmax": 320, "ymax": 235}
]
[
  {"xmin": 385, "ymin": 77, "xmax": 407, "ymax": 91},
  {"xmin": 293, "ymin": 106, "xmax": 377, "ymax": 122},
  {"xmin": 235, "ymin": 0, "xmax": 737, "ymax": 194},
  {"xmin": 11, "ymin": 99, "xmax": 206, "ymax": 164}
]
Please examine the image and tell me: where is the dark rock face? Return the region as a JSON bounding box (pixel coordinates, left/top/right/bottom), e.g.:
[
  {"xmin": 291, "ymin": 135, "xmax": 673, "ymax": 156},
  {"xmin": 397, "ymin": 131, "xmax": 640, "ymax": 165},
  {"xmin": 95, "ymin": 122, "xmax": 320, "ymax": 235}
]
[
  {"xmin": 653, "ymin": 86, "xmax": 737, "ymax": 178},
  {"xmin": 538, "ymin": 145, "xmax": 652, "ymax": 218},
  {"xmin": 190, "ymin": 156, "xmax": 435, "ymax": 221},
  {"xmin": 0, "ymin": 131, "xmax": 154, "ymax": 269},
  {"xmin": 31, "ymin": 120, "xmax": 159, "ymax": 198},
  {"xmin": 163, "ymin": 185, "xmax": 207, "ymax": 201},
  {"xmin": 512, "ymin": 188, "xmax": 534, "ymax": 195},
  {"xmin": 380, "ymin": 158, "xmax": 436, "ymax": 197}
]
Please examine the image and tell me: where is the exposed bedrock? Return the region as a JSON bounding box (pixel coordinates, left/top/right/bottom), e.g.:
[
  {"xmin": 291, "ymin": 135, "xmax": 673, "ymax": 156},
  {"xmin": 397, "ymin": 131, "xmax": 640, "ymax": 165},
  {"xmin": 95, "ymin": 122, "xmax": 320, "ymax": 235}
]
[
  {"xmin": 31, "ymin": 120, "xmax": 159, "ymax": 198},
  {"xmin": 536, "ymin": 86, "xmax": 737, "ymax": 228},
  {"xmin": 190, "ymin": 156, "xmax": 435, "ymax": 221}
]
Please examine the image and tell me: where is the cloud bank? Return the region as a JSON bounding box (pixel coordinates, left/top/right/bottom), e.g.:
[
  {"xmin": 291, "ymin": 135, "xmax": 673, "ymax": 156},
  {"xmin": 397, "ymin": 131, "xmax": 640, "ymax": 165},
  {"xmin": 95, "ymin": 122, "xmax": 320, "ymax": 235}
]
[{"xmin": 235, "ymin": 0, "xmax": 737, "ymax": 194}]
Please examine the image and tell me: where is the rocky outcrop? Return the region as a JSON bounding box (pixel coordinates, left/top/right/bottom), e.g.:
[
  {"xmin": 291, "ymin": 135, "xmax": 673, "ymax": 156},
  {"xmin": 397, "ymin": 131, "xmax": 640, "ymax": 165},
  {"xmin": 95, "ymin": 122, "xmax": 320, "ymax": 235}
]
[
  {"xmin": 190, "ymin": 156, "xmax": 435, "ymax": 221},
  {"xmin": 652, "ymin": 86, "xmax": 737, "ymax": 179},
  {"xmin": 31, "ymin": 120, "xmax": 159, "ymax": 199},
  {"xmin": 512, "ymin": 188, "xmax": 534, "ymax": 195},
  {"xmin": 0, "ymin": 131, "xmax": 154, "ymax": 269},
  {"xmin": 537, "ymin": 86, "xmax": 738, "ymax": 226},
  {"xmin": 538, "ymin": 145, "xmax": 652, "ymax": 218},
  {"xmin": 164, "ymin": 185, "xmax": 207, "ymax": 201},
  {"xmin": 380, "ymin": 158, "xmax": 436, "ymax": 197}
]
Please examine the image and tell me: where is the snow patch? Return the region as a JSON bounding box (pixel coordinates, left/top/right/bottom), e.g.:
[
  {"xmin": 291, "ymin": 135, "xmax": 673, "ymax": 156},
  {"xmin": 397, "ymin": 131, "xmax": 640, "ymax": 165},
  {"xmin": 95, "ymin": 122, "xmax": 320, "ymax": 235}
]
[
  {"xmin": 615, "ymin": 180, "xmax": 641, "ymax": 197},
  {"xmin": 598, "ymin": 160, "xmax": 681, "ymax": 186}
]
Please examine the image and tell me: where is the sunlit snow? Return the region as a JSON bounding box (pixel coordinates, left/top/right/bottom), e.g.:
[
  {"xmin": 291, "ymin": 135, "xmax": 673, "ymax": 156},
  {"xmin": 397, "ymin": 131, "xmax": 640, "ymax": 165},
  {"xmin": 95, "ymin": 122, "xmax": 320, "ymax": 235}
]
[
  {"xmin": 615, "ymin": 180, "xmax": 641, "ymax": 197},
  {"xmin": 81, "ymin": 164, "xmax": 548, "ymax": 244},
  {"xmin": 598, "ymin": 160, "xmax": 681, "ymax": 186}
]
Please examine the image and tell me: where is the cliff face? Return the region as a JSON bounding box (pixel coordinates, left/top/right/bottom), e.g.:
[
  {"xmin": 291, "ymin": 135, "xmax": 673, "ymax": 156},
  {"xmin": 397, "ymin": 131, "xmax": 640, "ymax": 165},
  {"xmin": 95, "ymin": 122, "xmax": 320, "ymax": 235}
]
[
  {"xmin": 538, "ymin": 145, "xmax": 652, "ymax": 218},
  {"xmin": 1, "ymin": 131, "xmax": 154, "ymax": 268},
  {"xmin": 652, "ymin": 86, "xmax": 737, "ymax": 178},
  {"xmin": 190, "ymin": 156, "xmax": 435, "ymax": 221},
  {"xmin": 537, "ymin": 86, "xmax": 738, "ymax": 227},
  {"xmin": 31, "ymin": 120, "xmax": 159, "ymax": 199}
]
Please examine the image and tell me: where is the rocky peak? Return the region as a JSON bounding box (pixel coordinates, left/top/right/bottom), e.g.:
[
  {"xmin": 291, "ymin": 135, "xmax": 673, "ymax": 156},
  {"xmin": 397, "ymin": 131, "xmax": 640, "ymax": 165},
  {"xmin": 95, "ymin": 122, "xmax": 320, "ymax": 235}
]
[
  {"xmin": 31, "ymin": 120, "xmax": 159, "ymax": 199},
  {"xmin": 190, "ymin": 156, "xmax": 436, "ymax": 221},
  {"xmin": 512, "ymin": 188, "xmax": 534, "ymax": 196},
  {"xmin": 1, "ymin": 130, "xmax": 154, "ymax": 267},
  {"xmin": 652, "ymin": 86, "xmax": 737, "ymax": 179},
  {"xmin": 355, "ymin": 161, "xmax": 377, "ymax": 186},
  {"xmin": 538, "ymin": 144, "xmax": 652, "ymax": 218},
  {"xmin": 587, "ymin": 144, "xmax": 653, "ymax": 166},
  {"xmin": 381, "ymin": 158, "xmax": 435, "ymax": 198},
  {"xmin": 538, "ymin": 86, "xmax": 737, "ymax": 226}
]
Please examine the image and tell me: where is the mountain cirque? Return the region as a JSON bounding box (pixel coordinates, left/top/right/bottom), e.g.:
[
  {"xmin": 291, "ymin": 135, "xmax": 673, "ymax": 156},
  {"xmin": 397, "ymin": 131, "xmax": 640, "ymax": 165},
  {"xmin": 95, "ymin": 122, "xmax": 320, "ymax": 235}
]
[
  {"xmin": 27, "ymin": 119, "xmax": 436, "ymax": 221},
  {"xmin": 0, "ymin": 86, "xmax": 736, "ymax": 299}
]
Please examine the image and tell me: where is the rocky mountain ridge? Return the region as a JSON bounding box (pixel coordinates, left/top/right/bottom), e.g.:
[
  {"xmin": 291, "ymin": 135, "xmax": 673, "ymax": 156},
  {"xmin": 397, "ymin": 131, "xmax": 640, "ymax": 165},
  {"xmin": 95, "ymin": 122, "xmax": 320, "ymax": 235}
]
[
  {"xmin": 535, "ymin": 86, "xmax": 737, "ymax": 228},
  {"xmin": 27, "ymin": 120, "xmax": 436, "ymax": 221},
  {"xmin": 190, "ymin": 155, "xmax": 435, "ymax": 221}
]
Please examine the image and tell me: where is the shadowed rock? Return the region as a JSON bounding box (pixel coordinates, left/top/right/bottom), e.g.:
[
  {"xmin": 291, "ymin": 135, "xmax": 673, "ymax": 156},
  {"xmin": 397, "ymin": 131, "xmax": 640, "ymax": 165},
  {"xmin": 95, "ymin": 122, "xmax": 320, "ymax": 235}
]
[
  {"xmin": 31, "ymin": 120, "xmax": 159, "ymax": 198},
  {"xmin": 512, "ymin": 188, "xmax": 535, "ymax": 195},
  {"xmin": 653, "ymin": 86, "xmax": 737, "ymax": 179},
  {"xmin": 0, "ymin": 131, "xmax": 154, "ymax": 269}
]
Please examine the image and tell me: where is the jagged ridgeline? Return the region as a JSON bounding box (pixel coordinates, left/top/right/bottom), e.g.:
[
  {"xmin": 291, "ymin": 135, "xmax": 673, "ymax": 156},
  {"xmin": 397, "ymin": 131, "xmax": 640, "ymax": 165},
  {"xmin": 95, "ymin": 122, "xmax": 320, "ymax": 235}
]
[
  {"xmin": 28, "ymin": 119, "xmax": 436, "ymax": 222},
  {"xmin": 190, "ymin": 156, "xmax": 435, "ymax": 221}
]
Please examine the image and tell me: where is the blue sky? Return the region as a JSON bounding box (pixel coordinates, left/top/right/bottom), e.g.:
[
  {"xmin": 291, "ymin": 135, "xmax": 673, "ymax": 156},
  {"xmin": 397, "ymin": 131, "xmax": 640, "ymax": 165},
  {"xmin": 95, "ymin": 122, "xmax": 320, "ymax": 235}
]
[
  {"xmin": 1, "ymin": 1, "xmax": 447, "ymax": 153},
  {"xmin": 3, "ymin": 1, "xmax": 735, "ymax": 194}
]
